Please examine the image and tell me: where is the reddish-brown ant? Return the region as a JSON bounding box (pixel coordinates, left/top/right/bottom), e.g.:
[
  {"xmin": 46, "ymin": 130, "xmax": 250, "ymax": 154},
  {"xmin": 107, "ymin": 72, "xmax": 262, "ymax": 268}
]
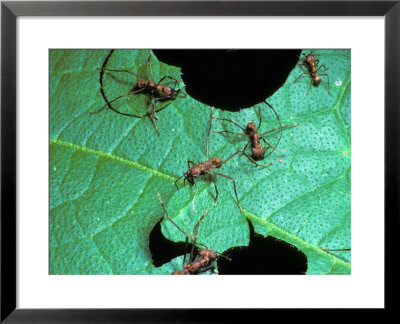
[
  {"xmin": 92, "ymin": 49, "xmax": 184, "ymax": 135},
  {"xmin": 174, "ymin": 108, "xmax": 243, "ymax": 211},
  {"xmin": 292, "ymin": 52, "xmax": 331, "ymax": 95},
  {"xmin": 213, "ymin": 102, "xmax": 300, "ymax": 167},
  {"xmin": 157, "ymin": 193, "xmax": 230, "ymax": 275}
]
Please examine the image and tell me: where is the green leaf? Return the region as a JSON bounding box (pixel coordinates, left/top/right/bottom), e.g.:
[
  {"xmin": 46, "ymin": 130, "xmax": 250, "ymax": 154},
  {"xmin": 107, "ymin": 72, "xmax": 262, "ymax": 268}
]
[{"xmin": 50, "ymin": 49, "xmax": 351, "ymax": 275}]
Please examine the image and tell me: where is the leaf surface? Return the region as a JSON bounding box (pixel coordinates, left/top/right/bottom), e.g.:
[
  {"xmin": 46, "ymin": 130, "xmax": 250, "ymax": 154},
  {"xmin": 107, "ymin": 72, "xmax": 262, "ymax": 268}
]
[{"xmin": 50, "ymin": 49, "xmax": 351, "ymax": 275}]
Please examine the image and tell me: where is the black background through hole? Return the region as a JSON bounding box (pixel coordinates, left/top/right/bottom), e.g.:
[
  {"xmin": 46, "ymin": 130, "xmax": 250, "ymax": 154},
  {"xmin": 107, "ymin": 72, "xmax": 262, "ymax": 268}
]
[
  {"xmin": 153, "ymin": 49, "xmax": 302, "ymax": 111},
  {"xmin": 149, "ymin": 218, "xmax": 308, "ymax": 274},
  {"xmin": 217, "ymin": 219, "xmax": 308, "ymax": 274}
]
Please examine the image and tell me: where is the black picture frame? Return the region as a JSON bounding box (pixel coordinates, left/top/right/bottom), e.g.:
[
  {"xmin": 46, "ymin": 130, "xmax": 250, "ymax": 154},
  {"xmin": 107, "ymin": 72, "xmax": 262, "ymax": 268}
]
[{"xmin": 1, "ymin": 0, "xmax": 398, "ymax": 321}]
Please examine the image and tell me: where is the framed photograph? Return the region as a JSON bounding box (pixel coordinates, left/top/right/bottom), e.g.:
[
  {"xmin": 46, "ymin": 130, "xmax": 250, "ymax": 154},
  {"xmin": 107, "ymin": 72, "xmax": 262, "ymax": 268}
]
[{"xmin": 1, "ymin": 0, "xmax": 397, "ymax": 321}]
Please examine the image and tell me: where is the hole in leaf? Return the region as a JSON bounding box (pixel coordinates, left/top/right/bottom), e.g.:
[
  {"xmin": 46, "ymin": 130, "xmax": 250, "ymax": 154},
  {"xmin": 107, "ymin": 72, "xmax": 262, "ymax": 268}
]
[
  {"xmin": 153, "ymin": 49, "xmax": 301, "ymax": 111},
  {"xmin": 217, "ymin": 219, "xmax": 308, "ymax": 274},
  {"xmin": 149, "ymin": 217, "xmax": 307, "ymax": 274},
  {"xmin": 149, "ymin": 218, "xmax": 197, "ymax": 267}
]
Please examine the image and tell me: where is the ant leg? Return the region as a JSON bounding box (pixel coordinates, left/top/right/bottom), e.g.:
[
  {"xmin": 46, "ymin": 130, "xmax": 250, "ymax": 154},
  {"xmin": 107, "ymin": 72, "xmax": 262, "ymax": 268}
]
[
  {"xmin": 241, "ymin": 150, "xmax": 273, "ymax": 168},
  {"xmin": 259, "ymin": 123, "xmax": 300, "ymax": 137},
  {"xmin": 147, "ymin": 52, "xmax": 155, "ymax": 81},
  {"xmin": 319, "ymin": 73, "xmax": 332, "ymax": 96},
  {"xmin": 190, "ymin": 209, "xmax": 209, "ymax": 263},
  {"xmin": 100, "ymin": 68, "xmax": 146, "ymax": 80},
  {"xmin": 221, "ymin": 149, "xmax": 242, "ymax": 165},
  {"xmin": 256, "ymin": 104, "xmax": 263, "ymax": 130},
  {"xmin": 213, "ymin": 130, "xmax": 248, "ymax": 137},
  {"xmin": 193, "ymin": 209, "xmax": 209, "ymax": 241},
  {"xmin": 187, "ymin": 160, "xmax": 196, "ymax": 168},
  {"xmin": 157, "ymin": 193, "xmax": 189, "ymax": 266},
  {"xmin": 192, "ymin": 181, "xmax": 198, "ymax": 214},
  {"xmin": 99, "ymin": 50, "xmax": 115, "ymax": 111},
  {"xmin": 212, "ymin": 116, "xmax": 246, "ymax": 132},
  {"xmin": 291, "ymin": 72, "xmax": 306, "ymax": 83},
  {"xmin": 152, "ymin": 100, "xmax": 172, "ymax": 115},
  {"xmin": 92, "ymin": 88, "xmax": 146, "ymax": 115},
  {"xmin": 317, "ymin": 64, "xmax": 329, "ymax": 73},
  {"xmin": 261, "ymin": 138, "xmax": 288, "ymax": 153},
  {"xmin": 215, "ymin": 251, "xmax": 232, "ymax": 261},
  {"xmin": 306, "ymin": 81, "xmax": 313, "ymax": 95},
  {"xmin": 209, "ymin": 175, "xmax": 219, "ymax": 207},
  {"xmin": 209, "ymin": 171, "xmax": 242, "ymax": 211},
  {"xmin": 240, "ymin": 143, "xmax": 249, "ymax": 157},
  {"xmin": 146, "ymin": 94, "xmax": 162, "ymax": 135},
  {"xmin": 148, "ymin": 113, "xmax": 160, "ymax": 135},
  {"xmin": 176, "ymin": 87, "xmax": 187, "ymax": 98},
  {"xmin": 174, "ymin": 174, "xmax": 185, "ymax": 190},
  {"xmin": 150, "ymin": 96, "xmax": 159, "ymax": 121},
  {"xmin": 263, "ymin": 100, "xmax": 283, "ymax": 157},
  {"xmin": 196, "ymin": 265, "xmax": 215, "ymax": 274},
  {"xmin": 157, "ymin": 75, "xmax": 181, "ymax": 85},
  {"xmin": 297, "ymin": 62, "xmax": 309, "ymax": 73},
  {"xmin": 147, "ymin": 100, "xmax": 160, "ymax": 136},
  {"xmin": 207, "ymin": 108, "xmax": 214, "ymax": 161}
]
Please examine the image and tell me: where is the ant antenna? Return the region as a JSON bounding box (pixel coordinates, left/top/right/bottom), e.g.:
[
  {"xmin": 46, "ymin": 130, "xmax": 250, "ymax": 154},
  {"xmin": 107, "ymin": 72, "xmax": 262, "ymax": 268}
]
[
  {"xmin": 157, "ymin": 193, "xmax": 189, "ymax": 265},
  {"xmin": 190, "ymin": 209, "xmax": 209, "ymax": 263}
]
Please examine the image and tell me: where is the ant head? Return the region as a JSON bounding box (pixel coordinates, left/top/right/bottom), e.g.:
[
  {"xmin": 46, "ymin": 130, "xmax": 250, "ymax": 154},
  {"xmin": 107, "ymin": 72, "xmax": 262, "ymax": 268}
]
[
  {"xmin": 137, "ymin": 79, "xmax": 147, "ymax": 88},
  {"xmin": 198, "ymin": 249, "xmax": 217, "ymax": 262},
  {"xmin": 184, "ymin": 172, "xmax": 195, "ymax": 186},
  {"xmin": 196, "ymin": 244, "xmax": 231, "ymax": 263},
  {"xmin": 246, "ymin": 122, "xmax": 257, "ymax": 132},
  {"xmin": 313, "ymin": 75, "xmax": 321, "ymax": 86},
  {"xmin": 210, "ymin": 157, "xmax": 223, "ymax": 168},
  {"xmin": 306, "ymin": 53, "xmax": 316, "ymax": 63}
]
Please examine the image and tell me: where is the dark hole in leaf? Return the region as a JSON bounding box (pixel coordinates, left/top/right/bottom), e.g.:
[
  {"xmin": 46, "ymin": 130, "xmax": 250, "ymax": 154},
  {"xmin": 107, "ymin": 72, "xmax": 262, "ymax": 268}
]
[
  {"xmin": 217, "ymin": 219, "xmax": 308, "ymax": 274},
  {"xmin": 149, "ymin": 218, "xmax": 197, "ymax": 267},
  {"xmin": 153, "ymin": 49, "xmax": 302, "ymax": 111},
  {"xmin": 149, "ymin": 217, "xmax": 307, "ymax": 274}
]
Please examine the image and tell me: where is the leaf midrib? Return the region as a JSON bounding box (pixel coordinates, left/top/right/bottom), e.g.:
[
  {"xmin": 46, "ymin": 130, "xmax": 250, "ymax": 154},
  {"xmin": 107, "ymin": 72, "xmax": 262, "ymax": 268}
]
[
  {"xmin": 50, "ymin": 137, "xmax": 351, "ymax": 270},
  {"xmin": 50, "ymin": 138, "xmax": 176, "ymax": 182}
]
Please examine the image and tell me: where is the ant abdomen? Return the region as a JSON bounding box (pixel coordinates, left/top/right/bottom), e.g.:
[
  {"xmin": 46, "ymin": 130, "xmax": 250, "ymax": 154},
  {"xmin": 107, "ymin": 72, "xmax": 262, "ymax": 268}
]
[
  {"xmin": 252, "ymin": 146, "xmax": 265, "ymax": 160},
  {"xmin": 162, "ymin": 86, "xmax": 173, "ymax": 95},
  {"xmin": 312, "ymin": 75, "xmax": 321, "ymax": 86},
  {"xmin": 210, "ymin": 157, "xmax": 223, "ymax": 168}
]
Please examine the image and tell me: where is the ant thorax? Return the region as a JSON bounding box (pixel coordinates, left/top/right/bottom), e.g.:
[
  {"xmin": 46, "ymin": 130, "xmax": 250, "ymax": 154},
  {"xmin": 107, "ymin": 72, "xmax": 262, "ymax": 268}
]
[{"xmin": 305, "ymin": 54, "xmax": 316, "ymax": 64}]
